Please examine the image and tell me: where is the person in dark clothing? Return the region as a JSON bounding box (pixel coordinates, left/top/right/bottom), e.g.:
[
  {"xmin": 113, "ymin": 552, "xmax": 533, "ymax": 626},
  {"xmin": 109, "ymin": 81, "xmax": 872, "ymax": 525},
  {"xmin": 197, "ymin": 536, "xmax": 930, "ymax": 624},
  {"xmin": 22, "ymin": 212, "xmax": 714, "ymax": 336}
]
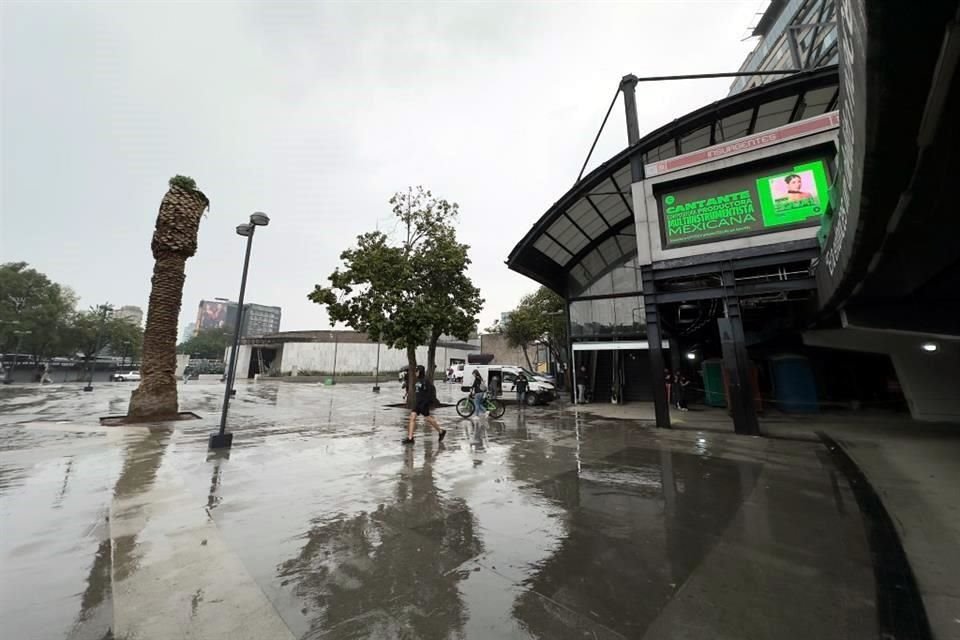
[
  {"xmin": 515, "ymin": 374, "xmax": 529, "ymax": 407},
  {"xmin": 675, "ymin": 372, "xmax": 690, "ymax": 411},
  {"xmin": 403, "ymin": 365, "xmax": 447, "ymax": 445}
]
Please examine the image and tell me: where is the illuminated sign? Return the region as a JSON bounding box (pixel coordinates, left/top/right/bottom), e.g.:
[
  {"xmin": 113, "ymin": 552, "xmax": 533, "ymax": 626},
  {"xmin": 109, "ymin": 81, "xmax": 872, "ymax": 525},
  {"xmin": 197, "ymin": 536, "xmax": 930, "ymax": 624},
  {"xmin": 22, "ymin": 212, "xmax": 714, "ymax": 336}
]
[
  {"xmin": 196, "ymin": 300, "xmax": 229, "ymax": 332},
  {"xmin": 657, "ymin": 157, "xmax": 831, "ymax": 248}
]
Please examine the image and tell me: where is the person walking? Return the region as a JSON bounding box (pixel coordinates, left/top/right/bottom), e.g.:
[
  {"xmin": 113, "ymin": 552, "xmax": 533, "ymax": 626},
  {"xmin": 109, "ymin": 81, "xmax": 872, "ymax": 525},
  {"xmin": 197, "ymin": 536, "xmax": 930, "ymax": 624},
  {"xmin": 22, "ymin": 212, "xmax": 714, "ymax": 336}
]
[
  {"xmin": 664, "ymin": 368, "xmax": 673, "ymax": 407},
  {"xmin": 515, "ymin": 374, "xmax": 529, "ymax": 408},
  {"xmin": 470, "ymin": 370, "xmax": 487, "ymax": 417},
  {"xmin": 577, "ymin": 363, "xmax": 588, "ymax": 404},
  {"xmin": 403, "ymin": 365, "xmax": 447, "ymax": 445},
  {"xmin": 676, "ymin": 373, "xmax": 690, "ymax": 411}
]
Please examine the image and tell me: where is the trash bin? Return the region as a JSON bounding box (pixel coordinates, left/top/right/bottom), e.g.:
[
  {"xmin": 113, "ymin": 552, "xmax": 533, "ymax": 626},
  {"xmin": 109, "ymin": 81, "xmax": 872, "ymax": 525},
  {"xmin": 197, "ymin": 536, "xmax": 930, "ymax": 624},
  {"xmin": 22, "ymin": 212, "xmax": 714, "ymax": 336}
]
[{"xmin": 701, "ymin": 359, "xmax": 726, "ymax": 407}]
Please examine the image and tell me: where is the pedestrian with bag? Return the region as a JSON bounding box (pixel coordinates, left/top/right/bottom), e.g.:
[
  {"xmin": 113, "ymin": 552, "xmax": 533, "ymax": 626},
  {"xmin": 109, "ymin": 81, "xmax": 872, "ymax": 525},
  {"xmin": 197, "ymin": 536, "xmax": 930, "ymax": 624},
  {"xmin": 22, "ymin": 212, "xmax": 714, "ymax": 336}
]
[
  {"xmin": 470, "ymin": 370, "xmax": 487, "ymax": 417},
  {"xmin": 403, "ymin": 365, "xmax": 447, "ymax": 445}
]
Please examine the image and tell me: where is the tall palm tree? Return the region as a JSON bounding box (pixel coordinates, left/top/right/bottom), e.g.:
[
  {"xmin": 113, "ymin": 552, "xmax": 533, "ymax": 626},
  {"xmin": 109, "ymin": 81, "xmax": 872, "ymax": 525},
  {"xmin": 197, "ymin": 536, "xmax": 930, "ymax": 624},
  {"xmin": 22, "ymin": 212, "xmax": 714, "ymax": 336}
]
[{"xmin": 128, "ymin": 176, "xmax": 208, "ymax": 419}]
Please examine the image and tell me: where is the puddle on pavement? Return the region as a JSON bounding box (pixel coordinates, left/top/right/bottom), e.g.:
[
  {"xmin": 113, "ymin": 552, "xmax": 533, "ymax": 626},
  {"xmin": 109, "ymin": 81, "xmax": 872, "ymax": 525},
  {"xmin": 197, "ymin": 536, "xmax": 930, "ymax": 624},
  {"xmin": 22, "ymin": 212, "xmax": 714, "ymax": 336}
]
[{"xmin": 0, "ymin": 383, "xmax": 876, "ymax": 640}]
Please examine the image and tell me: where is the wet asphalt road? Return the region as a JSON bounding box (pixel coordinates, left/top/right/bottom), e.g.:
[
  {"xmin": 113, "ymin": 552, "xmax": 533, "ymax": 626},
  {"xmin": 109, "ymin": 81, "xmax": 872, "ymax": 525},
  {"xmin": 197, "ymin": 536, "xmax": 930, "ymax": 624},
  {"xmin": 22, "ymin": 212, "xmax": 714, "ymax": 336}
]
[{"xmin": 0, "ymin": 380, "xmax": 877, "ymax": 639}]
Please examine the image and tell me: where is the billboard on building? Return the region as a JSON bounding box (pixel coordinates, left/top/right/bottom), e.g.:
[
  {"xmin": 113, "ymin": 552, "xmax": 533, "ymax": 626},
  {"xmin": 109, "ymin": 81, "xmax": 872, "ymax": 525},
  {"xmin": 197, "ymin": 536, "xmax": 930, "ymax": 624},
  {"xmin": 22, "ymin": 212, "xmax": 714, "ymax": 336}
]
[
  {"xmin": 656, "ymin": 155, "xmax": 831, "ymax": 248},
  {"xmin": 196, "ymin": 301, "xmax": 229, "ymax": 332}
]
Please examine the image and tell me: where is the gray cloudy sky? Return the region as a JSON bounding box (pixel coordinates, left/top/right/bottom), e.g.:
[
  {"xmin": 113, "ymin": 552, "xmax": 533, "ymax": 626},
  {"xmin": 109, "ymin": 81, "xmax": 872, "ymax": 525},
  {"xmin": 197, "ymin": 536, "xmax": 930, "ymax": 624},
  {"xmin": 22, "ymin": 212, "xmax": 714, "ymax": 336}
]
[{"xmin": 1, "ymin": 1, "xmax": 760, "ymax": 333}]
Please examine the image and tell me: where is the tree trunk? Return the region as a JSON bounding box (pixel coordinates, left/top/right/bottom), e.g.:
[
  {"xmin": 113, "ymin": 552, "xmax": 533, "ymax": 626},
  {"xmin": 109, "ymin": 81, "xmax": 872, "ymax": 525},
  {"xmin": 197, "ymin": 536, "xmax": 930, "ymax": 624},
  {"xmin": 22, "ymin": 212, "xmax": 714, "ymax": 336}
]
[
  {"xmin": 128, "ymin": 255, "xmax": 186, "ymax": 418},
  {"xmin": 426, "ymin": 330, "xmax": 440, "ymax": 382},
  {"xmin": 126, "ymin": 183, "xmax": 207, "ymax": 421},
  {"xmin": 406, "ymin": 345, "xmax": 418, "ymax": 410},
  {"xmin": 521, "ymin": 344, "xmax": 534, "ymax": 371}
]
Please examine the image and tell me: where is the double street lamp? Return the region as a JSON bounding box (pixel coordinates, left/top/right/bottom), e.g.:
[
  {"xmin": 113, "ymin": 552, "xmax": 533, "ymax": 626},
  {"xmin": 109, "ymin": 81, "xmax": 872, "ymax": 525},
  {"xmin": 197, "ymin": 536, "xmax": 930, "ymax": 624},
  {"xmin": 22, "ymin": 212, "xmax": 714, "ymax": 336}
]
[
  {"xmin": 3, "ymin": 327, "xmax": 32, "ymax": 384},
  {"xmin": 210, "ymin": 212, "xmax": 270, "ymax": 450}
]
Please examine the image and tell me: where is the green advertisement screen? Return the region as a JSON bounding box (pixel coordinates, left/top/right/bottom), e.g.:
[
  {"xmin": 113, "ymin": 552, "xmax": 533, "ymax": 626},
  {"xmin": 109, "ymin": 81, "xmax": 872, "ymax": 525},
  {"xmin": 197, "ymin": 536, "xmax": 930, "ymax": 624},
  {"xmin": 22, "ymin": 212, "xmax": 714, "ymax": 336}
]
[{"xmin": 657, "ymin": 157, "xmax": 830, "ymax": 248}]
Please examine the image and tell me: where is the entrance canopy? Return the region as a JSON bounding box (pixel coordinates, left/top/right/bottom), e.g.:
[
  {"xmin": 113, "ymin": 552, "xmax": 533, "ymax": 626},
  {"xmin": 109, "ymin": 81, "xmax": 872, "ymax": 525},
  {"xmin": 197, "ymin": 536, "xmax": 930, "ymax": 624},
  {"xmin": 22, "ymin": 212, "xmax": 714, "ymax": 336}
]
[{"xmin": 507, "ymin": 67, "xmax": 839, "ymax": 299}]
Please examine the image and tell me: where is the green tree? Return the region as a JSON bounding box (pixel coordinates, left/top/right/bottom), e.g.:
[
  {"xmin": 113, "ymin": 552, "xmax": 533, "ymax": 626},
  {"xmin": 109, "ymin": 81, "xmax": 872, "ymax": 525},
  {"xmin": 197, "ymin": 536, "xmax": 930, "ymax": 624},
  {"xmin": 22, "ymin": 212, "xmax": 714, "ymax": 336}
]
[
  {"xmin": 0, "ymin": 262, "xmax": 78, "ymax": 360},
  {"xmin": 177, "ymin": 328, "xmax": 229, "ymax": 360},
  {"xmin": 66, "ymin": 307, "xmax": 145, "ymax": 370},
  {"xmin": 500, "ymin": 287, "xmax": 567, "ymax": 373},
  {"xmin": 309, "ymin": 187, "xmax": 483, "ymax": 403},
  {"xmin": 109, "ymin": 317, "xmax": 144, "ymax": 367}
]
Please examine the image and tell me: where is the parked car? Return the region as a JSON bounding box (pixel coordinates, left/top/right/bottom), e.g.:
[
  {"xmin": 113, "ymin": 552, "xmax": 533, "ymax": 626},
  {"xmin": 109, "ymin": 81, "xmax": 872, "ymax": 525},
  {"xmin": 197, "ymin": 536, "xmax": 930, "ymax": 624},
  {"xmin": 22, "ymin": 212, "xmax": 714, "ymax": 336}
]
[
  {"xmin": 111, "ymin": 370, "xmax": 141, "ymax": 382},
  {"xmin": 461, "ymin": 364, "xmax": 556, "ymax": 405}
]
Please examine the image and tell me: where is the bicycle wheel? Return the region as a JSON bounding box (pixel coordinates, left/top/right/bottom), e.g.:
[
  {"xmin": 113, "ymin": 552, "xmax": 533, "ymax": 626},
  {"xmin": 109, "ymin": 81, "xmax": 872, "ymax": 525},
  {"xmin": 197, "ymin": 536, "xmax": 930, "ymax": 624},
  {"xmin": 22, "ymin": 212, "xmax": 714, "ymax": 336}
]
[
  {"xmin": 456, "ymin": 397, "xmax": 475, "ymax": 418},
  {"xmin": 488, "ymin": 399, "xmax": 506, "ymax": 419}
]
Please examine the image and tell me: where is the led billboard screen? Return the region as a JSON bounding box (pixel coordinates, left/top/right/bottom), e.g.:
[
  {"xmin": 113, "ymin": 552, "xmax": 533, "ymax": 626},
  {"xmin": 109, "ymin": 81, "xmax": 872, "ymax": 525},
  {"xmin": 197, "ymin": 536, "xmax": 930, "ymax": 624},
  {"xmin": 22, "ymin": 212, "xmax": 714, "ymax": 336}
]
[
  {"xmin": 196, "ymin": 301, "xmax": 229, "ymax": 331},
  {"xmin": 656, "ymin": 157, "xmax": 830, "ymax": 248}
]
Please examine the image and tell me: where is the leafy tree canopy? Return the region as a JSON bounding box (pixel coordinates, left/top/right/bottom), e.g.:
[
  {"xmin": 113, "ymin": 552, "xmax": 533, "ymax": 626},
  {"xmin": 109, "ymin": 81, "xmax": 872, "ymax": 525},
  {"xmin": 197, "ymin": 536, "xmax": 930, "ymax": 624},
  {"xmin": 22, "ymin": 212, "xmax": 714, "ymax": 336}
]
[
  {"xmin": 177, "ymin": 328, "xmax": 230, "ymax": 360},
  {"xmin": 168, "ymin": 175, "xmax": 198, "ymax": 191},
  {"xmin": 499, "ymin": 287, "xmax": 567, "ymax": 370},
  {"xmin": 309, "ymin": 186, "xmax": 484, "ymax": 388},
  {"xmin": 67, "ymin": 306, "xmax": 144, "ymax": 361},
  {"xmin": 0, "ymin": 262, "xmax": 78, "ymax": 359}
]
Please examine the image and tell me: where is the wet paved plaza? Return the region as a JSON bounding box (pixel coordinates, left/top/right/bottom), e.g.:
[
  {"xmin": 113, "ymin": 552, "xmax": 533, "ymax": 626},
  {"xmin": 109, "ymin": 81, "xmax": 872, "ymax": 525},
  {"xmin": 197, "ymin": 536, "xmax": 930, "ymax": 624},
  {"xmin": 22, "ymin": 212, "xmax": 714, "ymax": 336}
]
[{"xmin": 1, "ymin": 381, "xmax": 879, "ymax": 639}]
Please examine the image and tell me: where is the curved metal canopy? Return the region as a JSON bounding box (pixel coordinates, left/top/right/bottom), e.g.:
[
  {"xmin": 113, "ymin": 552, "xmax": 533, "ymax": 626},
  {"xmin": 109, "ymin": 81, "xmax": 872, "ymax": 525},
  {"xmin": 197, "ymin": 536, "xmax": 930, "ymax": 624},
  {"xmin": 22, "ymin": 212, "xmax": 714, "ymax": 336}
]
[{"xmin": 507, "ymin": 66, "xmax": 839, "ymax": 298}]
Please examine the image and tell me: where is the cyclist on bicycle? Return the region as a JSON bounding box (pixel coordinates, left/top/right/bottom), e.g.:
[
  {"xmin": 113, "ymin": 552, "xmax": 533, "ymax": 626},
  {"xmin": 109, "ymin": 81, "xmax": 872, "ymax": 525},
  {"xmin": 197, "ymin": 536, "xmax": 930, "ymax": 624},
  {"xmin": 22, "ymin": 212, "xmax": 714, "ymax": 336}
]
[{"xmin": 470, "ymin": 370, "xmax": 487, "ymax": 417}]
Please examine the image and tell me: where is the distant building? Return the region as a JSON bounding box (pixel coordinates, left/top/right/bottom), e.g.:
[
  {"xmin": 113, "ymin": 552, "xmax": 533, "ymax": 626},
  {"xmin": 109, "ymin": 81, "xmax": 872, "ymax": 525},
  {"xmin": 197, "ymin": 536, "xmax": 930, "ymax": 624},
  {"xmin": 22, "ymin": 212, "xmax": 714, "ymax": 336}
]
[
  {"xmin": 500, "ymin": 312, "xmax": 513, "ymax": 326},
  {"xmin": 194, "ymin": 299, "xmax": 281, "ymax": 338},
  {"xmin": 181, "ymin": 322, "xmax": 196, "ymax": 343},
  {"xmin": 113, "ymin": 305, "xmax": 144, "ymax": 327},
  {"xmin": 729, "ymin": 0, "xmax": 838, "ymax": 96},
  {"xmin": 241, "ymin": 303, "xmax": 282, "ymax": 338}
]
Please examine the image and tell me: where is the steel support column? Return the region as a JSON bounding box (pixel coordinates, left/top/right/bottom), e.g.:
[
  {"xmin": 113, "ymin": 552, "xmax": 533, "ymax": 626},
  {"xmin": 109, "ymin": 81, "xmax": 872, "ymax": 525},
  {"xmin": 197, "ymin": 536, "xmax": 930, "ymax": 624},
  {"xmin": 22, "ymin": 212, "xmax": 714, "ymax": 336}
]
[
  {"xmin": 719, "ymin": 266, "xmax": 760, "ymax": 436},
  {"xmin": 642, "ymin": 267, "xmax": 671, "ymax": 429},
  {"xmin": 565, "ymin": 299, "xmax": 576, "ymax": 403}
]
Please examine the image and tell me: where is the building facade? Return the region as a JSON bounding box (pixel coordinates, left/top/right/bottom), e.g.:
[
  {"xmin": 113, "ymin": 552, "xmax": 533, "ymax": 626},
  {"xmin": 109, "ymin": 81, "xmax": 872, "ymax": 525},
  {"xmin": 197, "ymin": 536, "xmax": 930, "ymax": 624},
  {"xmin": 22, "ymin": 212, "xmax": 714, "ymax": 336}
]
[
  {"xmin": 227, "ymin": 330, "xmax": 479, "ymax": 380},
  {"xmin": 194, "ymin": 299, "xmax": 281, "ymax": 338},
  {"xmin": 508, "ymin": 0, "xmax": 960, "ymax": 428},
  {"xmin": 729, "ymin": 0, "xmax": 838, "ymax": 95},
  {"xmin": 241, "ymin": 303, "xmax": 282, "ymax": 338},
  {"xmin": 113, "ymin": 305, "xmax": 144, "ymax": 327}
]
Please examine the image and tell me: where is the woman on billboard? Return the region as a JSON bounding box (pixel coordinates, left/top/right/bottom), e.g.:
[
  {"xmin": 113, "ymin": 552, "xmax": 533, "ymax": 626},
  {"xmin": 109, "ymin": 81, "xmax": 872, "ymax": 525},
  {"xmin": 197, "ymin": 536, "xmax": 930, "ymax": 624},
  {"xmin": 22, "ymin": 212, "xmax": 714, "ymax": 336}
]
[{"xmin": 783, "ymin": 173, "xmax": 813, "ymax": 201}]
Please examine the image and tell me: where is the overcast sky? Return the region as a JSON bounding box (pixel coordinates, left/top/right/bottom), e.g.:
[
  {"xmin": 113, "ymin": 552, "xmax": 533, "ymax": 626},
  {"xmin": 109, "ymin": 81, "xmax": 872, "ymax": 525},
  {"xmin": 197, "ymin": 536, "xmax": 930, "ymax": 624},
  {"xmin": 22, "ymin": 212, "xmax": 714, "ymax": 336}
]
[{"xmin": 1, "ymin": 1, "xmax": 761, "ymax": 334}]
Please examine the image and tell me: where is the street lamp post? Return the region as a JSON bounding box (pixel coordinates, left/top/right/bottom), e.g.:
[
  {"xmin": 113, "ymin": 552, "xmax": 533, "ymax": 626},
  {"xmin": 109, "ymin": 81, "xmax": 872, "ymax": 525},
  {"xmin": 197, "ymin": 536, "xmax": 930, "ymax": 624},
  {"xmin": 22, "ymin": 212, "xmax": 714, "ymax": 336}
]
[
  {"xmin": 210, "ymin": 212, "xmax": 270, "ymax": 450},
  {"xmin": 373, "ymin": 341, "xmax": 381, "ymax": 393},
  {"xmin": 5, "ymin": 329, "xmax": 31, "ymax": 384},
  {"xmin": 84, "ymin": 304, "xmax": 112, "ymax": 392}
]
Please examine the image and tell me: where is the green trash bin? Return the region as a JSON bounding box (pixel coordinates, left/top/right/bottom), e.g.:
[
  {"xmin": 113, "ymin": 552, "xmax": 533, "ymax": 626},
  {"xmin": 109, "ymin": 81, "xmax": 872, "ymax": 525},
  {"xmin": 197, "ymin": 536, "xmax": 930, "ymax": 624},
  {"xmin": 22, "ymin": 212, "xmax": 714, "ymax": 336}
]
[
  {"xmin": 701, "ymin": 359, "xmax": 726, "ymax": 407},
  {"xmin": 324, "ymin": 377, "xmax": 335, "ymax": 386}
]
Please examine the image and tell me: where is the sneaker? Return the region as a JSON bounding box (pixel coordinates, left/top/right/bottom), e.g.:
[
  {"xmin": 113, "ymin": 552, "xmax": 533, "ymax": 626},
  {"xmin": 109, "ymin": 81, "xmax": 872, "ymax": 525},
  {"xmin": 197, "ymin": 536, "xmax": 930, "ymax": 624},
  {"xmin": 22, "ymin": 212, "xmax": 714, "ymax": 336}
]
[
  {"xmin": 402, "ymin": 437, "xmax": 415, "ymax": 445},
  {"xmin": 438, "ymin": 429, "xmax": 447, "ymax": 442}
]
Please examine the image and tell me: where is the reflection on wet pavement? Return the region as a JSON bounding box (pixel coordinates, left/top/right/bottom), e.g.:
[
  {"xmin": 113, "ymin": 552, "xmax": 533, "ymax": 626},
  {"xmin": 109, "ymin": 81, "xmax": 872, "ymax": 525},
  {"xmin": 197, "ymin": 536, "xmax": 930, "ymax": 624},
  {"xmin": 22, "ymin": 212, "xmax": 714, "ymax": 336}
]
[{"xmin": 0, "ymin": 381, "xmax": 876, "ymax": 639}]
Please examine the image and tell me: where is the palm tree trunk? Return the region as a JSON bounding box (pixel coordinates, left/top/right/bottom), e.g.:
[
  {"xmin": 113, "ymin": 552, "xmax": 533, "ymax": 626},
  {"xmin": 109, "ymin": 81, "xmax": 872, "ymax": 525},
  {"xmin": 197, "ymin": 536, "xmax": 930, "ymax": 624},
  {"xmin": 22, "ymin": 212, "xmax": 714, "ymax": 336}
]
[{"xmin": 128, "ymin": 255, "xmax": 186, "ymax": 418}]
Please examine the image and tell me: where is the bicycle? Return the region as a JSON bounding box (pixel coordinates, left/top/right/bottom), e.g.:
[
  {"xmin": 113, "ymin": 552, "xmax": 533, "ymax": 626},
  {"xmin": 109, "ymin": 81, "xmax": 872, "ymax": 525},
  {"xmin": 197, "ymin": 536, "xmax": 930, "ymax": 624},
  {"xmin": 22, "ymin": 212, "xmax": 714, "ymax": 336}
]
[{"xmin": 456, "ymin": 392, "xmax": 505, "ymax": 419}]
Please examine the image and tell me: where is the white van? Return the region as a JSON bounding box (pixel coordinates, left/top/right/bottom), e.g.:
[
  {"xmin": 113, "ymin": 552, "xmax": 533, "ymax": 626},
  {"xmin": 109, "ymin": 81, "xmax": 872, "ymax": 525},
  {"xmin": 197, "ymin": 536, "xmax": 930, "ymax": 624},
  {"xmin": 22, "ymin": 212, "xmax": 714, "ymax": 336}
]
[{"xmin": 461, "ymin": 365, "xmax": 557, "ymax": 405}]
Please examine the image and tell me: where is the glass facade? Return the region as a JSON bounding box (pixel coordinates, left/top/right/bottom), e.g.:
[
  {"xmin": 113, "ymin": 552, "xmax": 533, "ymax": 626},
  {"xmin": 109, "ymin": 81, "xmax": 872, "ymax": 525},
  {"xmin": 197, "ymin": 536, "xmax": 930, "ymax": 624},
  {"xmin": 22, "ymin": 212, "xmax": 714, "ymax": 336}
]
[
  {"xmin": 569, "ymin": 256, "xmax": 645, "ymax": 339},
  {"xmin": 730, "ymin": 0, "xmax": 838, "ymax": 95}
]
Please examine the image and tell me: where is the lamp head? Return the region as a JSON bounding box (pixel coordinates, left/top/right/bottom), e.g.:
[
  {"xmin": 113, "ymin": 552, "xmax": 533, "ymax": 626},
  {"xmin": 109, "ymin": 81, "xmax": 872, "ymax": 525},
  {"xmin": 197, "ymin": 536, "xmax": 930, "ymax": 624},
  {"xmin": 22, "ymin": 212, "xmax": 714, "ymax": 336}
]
[
  {"xmin": 250, "ymin": 212, "xmax": 270, "ymax": 226},
  {"xmin": 236, "ymin": 223, "xmax": 253, "ymax": 237}
]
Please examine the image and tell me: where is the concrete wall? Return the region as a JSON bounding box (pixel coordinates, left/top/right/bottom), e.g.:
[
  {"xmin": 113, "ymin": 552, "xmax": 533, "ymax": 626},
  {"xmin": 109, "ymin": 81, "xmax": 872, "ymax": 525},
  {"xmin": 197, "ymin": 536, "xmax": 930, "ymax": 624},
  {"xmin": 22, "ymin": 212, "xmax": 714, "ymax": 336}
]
[
  {"xmin": 230, "ymin": 342, "xmax": 477, "ymax": 378},
  {"xmin": 632, "ymin": 130, "xmax": 839, "ymax": 266},
  {"xmin": 223, "ymin": 346, "xmax": 252, "ymax": 379},
  {"xmin": 803, "ymin": 328, "xmax": 960, "ymax": 423},
  {"xmin": 479, "ymin": 334, "xmax": 531, "ymax": 368}
]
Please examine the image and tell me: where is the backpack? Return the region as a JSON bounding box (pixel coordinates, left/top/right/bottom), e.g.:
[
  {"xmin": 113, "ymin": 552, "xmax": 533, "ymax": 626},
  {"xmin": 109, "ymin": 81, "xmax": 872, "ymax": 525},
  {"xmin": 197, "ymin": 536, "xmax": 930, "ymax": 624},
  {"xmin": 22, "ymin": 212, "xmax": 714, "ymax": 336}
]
[{"xmin": 478, "ymin": 380, "xmax": 487, "ymax": 393}]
